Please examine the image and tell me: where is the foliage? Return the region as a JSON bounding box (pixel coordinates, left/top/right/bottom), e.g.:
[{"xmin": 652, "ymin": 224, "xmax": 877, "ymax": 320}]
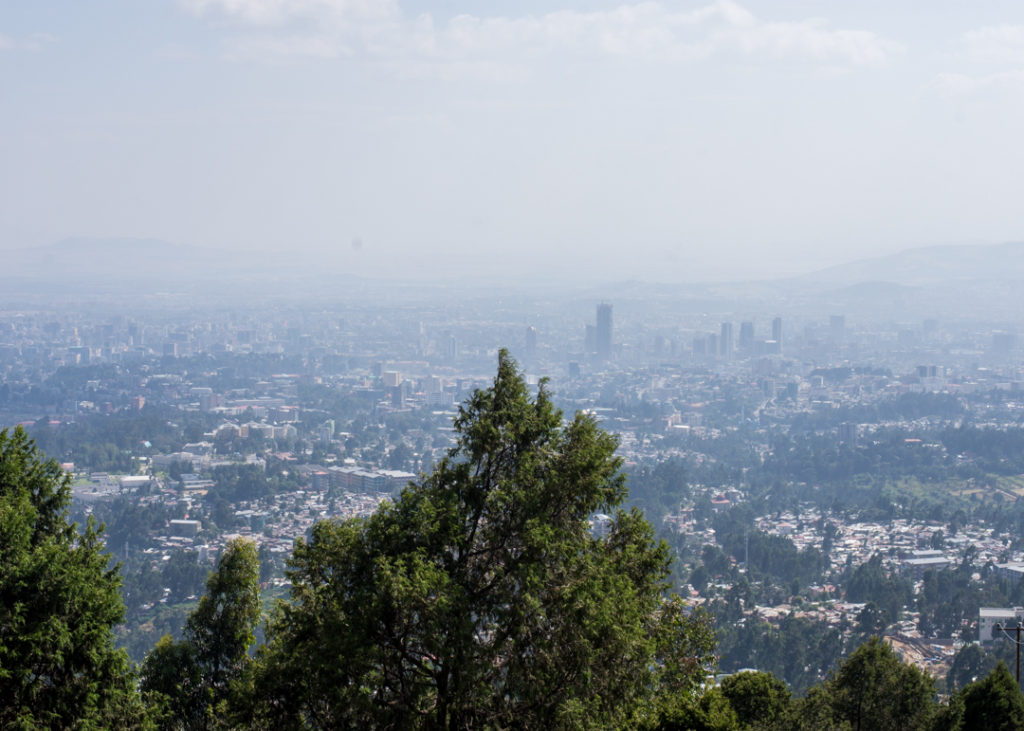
[
  {"xmin": 716, "ymin": 615, "xmax": 844, "ymax": 694},
  {"xmin": 162, "ymin": 549, "xmax": 210, "ymax": 603},
  {"xmin": 719, "ymin": 670, "xmax": 792, "ymax": 730},
  {"xmin": 713, "ymin": 525, "xmax": 824, "ymax": 589},
  {"xmin": 825, "ymin": 637, "xmax": 936, "ymax": 731},
  {"xmin": 916, "ymin": 565, "xmax": 982, "ymax": 640},
  {"xmin": 85, "ymin": 496, "xmax": 173, "ymax": 554},
  {"xmin": 957, "ymin": 662, "xmax": 1024, "ymax": 731},
  {"xmin": 250, "ymin": 351, "xmax": 715, "ymax": 729},
  {"xmin": 843, "ymin": 554, "xmax": 911, "ymax": 625},
  {"xmin": 141, "ymin": 538, "xmax": 260, "ymax": 729},
  {"xmin": 627, "ymin": 458, "xmax": 690, "ymax": 525},
  {"xmin": 657, "ymin": 687, "xmax": 739, "ymax": 731},
  {"xmin": 0, "ymin": 426, "xmax": 146, "ymax": 728},
  {"xmin": 206, "ymin": 464, "xmax": 274, "ymax": 502},
  {"xmin": 947, "ymin": 643, "xmax": 996, "ymax": 692}
]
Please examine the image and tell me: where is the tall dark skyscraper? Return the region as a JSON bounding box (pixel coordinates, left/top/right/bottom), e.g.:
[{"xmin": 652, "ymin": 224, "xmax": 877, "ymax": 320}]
[
  {"xmin": 772, "ymin": 316, "xmax": 783, "ymax": 352},
  {"xmin": 739, "ymin": 321, "xmax": 754, "ymax": 352},
  {"xmin": 720, "ymin": 322, "xmax": 733, "ymax": 360},
  {"xmin": 596, "ymin": 303, "xmax": 612, "ymax": 361}
]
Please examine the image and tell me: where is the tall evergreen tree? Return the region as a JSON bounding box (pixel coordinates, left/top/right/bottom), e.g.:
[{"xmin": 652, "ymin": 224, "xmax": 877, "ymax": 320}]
[
  {"xmin": 826, "ymin": 636, "xmax": 936, "ymax": 731},
  {"xmin": 250, "ymin": 350, "xmax": 715, "ymax": 729},
  {"xmin": 0, "ymin": 426, "xmax": 145, "ymax": 728},
  {"xmin": 141, "ymin": 538, "xmax": 260, "ymax": 730},
  {"xmin": 959, "ymin": 662, "xmax": 1024, "ymax": 731}
]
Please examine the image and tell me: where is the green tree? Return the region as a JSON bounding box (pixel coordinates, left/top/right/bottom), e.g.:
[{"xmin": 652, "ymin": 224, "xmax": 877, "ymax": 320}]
[
  {"xmin": 786, "ymin": 685, "xmax": 844, "ymax": 731},
  {"xmin": 959, "ymin": 662, "xmax": 1024, "ymax": 731},
  {"xmin": 141, "ymin": 538, "xmax": 260, "ymax": 729},
  {"xmin": 947, "ymin": 642, "xmax": 996, "ymax": 692},
  {"xmin": 853, "ymin": 601, "xmax": 890, "ymax": 642},
  {"xmin": 658, "ymin": 687, "xmax": 739, "ymax": 731},
  {"xmin": 0, "ymin": 426, "xmax": 146, "ymax": 728},
  {"xmin": 826, "ymin": 636, "xmax": 936, "ymax": 731},
  {"xmin": 719, "ymin": 671, "xmax": 792, "ymax": 730},
  {"xmin": 162, "ymin": 548, "xmax": 208, "ymax": 602},
  {"xmin": 844, "ymin": 554, "xmax": 911, "ymax": 625},
  {"xmin": 251, "ymin": 351, "xmax": 715, "ymax": 729}
]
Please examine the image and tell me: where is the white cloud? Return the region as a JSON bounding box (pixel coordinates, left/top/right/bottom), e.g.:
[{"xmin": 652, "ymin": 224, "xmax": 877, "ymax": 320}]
[
  {"xmin": 928, "ymin": 24, "xmax": 1024, "ymax": 96},
  {"xmin": 963, "ymin": 24, "xmax": 1024, "ymax": 65},
  {"xmin": 181, "ymin": 0, "xmax": 901, "ymax": 73},
  {"xmin": 709, "ymin": 19, "xmax": 899, "ymax": 67}
]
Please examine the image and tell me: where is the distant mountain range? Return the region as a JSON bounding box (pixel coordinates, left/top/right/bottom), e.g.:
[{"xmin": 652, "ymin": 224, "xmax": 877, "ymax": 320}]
[
  {"xmin": 3, "ymin": 237, "xmax": 1024, "ymax": 317},
  {"xmin": 0, "ymin": 237, "xmax": 369, "ymax": 298},
  {"xmin": 797, "ymin": 242, "xmax": 1024, "ymax": 287},
  {"xmin": 595, "ymin": 241, "xmax": 1024, "ymax": 320},
  {"xmin": 6, "ymin": 236, "xmax": 1024, "ymax": 286}
]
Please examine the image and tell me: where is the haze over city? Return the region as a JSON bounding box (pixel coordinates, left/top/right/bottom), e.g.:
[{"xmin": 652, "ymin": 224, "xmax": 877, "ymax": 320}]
[
  {"xmin": 4, "ymin": 0, "xmax": 1024, "ymax": 282},
  {"xmin": 12, "ymin": 2, "xmax": 1024, "ymax": 726}
]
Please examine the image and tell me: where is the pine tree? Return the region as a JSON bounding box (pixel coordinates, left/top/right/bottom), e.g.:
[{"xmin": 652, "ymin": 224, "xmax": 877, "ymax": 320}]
[
  {"xmin": 959, "ymin": 661, "xmax": 1024, "ymax": 731},
  {"xmin": 141, "ymin": 538, "xmax": 260, "ymax": 729},
  {"xmin": 0, "ymin": 426, "xmax": 145, "ymax": 728},
  {"xmin": 825, "ymin": 636, "xmax": 936, "ymax": 731},
  {"xmin": 250, "ymin": 350, "xmax": 715, "ymax": 729}
]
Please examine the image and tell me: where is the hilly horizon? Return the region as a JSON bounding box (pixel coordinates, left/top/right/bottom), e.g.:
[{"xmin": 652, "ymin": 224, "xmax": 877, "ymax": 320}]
[
  {"xmin": 797, "ymin": 241, "xmax": 1024, "ymax": 287},
  {"xmin": 4, "ymin": 238, "xmax": 1024, "ymax": 311}
]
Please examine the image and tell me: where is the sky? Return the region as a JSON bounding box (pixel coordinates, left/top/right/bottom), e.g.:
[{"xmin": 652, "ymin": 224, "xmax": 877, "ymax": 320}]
[{"xmin": 2, "ymin": 0, "xmax": 1024, "ymax": 283}]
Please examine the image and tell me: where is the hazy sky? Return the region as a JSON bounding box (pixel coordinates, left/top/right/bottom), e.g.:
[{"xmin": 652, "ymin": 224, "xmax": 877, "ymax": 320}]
[{"xmin": 3, "ymin": 1, "xmax": 1024, "ymax": 282}]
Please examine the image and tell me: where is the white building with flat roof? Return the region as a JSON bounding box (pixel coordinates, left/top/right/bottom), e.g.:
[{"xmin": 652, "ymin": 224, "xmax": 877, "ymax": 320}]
[{"xmin": 979, "ymin": 607, "xmax": 1024, "ymax": 643}]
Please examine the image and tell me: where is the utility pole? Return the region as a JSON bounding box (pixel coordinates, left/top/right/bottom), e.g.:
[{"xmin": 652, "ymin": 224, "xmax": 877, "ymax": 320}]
[{"xmin": 994, "ymin": 621, "xmax": 1024, "ymax": 687}]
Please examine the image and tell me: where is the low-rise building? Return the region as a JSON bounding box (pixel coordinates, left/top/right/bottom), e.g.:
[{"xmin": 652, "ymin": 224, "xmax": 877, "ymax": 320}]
[{"xmin": 979, "ymin": 607, "xmax": 1024, "ymax": 643}]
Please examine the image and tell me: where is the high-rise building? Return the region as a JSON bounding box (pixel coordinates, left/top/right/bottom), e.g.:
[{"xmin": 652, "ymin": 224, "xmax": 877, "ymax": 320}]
[
  {"xmin": 739, "ymin": 322, "xmax": 754, "ymax": 352},
  {"xmin": 525, "ymin": 326, "xmax": 537, "ymax": 359},
  {"xmin": 596, "ymin": 303, "xmax": 612, "ymax": 361},
  {"xmin": 771, "ymin": 316, "xmax": 783, "ymax": 354},
  {"xmin": 720, "ymin": 322, "xmax": 733, "ymax": 360}
]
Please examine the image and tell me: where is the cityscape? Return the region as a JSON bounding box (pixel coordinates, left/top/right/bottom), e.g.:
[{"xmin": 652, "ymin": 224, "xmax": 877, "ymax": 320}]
[
  {"xmin": 5, "ymin": 264, "xmax": 1024, "ymax": 693},
  {"xmin": 6, "ymin": 0, "xmax": 1024, "ymax": 725}
]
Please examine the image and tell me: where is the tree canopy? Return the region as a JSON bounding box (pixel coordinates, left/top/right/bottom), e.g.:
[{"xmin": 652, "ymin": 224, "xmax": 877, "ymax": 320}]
[
  {"xmin": 0, "ymin": 426, "xmax": 144, "ymax": 728},
  {"xmin": 141, "ymin": 538, "xmax": 260, "ymax": 730},
  {"xmin": 250, "ymin": 350, "xmax": 715, "ymax": 729},
  {"xmin": 958, "ymin": 661, "xmax": 1024, "ymax": 731},
  {"xmin": 719, "ymin": 670, "xmax": 791, "ymax": 730},
  {"xmin": 824, "ymin": 636, "xmax": 936, "ymax": 731}
]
